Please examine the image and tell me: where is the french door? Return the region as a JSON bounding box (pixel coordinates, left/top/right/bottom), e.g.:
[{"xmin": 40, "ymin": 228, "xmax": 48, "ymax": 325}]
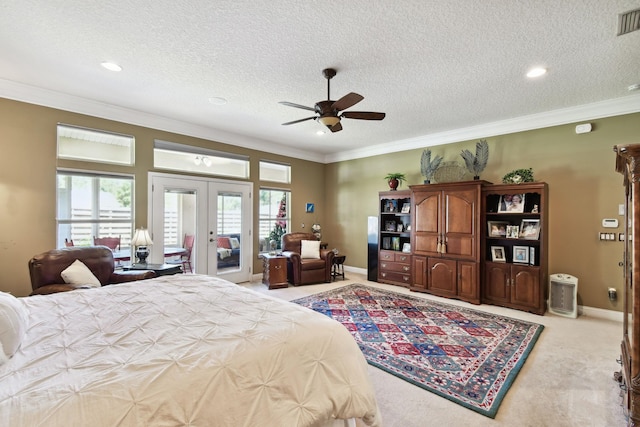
[{"xmin": 148, "ymin": 172, "xmax": 252, "ymax": 283}]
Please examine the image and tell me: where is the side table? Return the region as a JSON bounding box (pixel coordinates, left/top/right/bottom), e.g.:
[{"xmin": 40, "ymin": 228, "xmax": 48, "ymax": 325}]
[
  {"xmin": 261, "ymin": 254, "xmax": 288, "ymax": 289},
  {"xmin": 332, "ymin": 255, "xmax": 346, "ymax": 281},
  {"xmin": 123, "ymin": 263, "xmax": 182, "ymax": 276}
]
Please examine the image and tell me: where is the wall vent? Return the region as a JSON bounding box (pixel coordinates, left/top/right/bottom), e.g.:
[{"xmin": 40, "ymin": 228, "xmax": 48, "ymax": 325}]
[{"xmin": 618, "ymin": 8, "xmax": 640, "ymax": 36}]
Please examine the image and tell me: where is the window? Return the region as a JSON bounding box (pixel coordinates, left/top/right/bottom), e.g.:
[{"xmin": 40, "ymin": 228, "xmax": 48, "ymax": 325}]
[
  {"xmin": 154, "ymin": 139, "xmax": 249, "ymax": 179},
  {"xmin": 57, "ymin": 172, "xmax": 134, "ymax": 249},
  {"xmin": 57, "ymin": 124, "xmax": 134, "ymax": 165},
  {"xmin": 260, "ymin": 161, "xmax": 290, "ymax": 183},
  {"xmin": 259, "ymin": 189, "xmax": 290, "ymax": 252}
]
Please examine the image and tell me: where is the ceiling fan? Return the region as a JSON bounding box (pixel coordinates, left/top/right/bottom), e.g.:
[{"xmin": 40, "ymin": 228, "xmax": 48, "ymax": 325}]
[{"xmin": 280, "ymin": 68, "xmax": 385, "ymax": 133}]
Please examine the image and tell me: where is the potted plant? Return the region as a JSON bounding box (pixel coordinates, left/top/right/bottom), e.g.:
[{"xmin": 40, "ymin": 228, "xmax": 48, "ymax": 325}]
[
  {"xmin": 384, "ymin": 173, "xmax": 406, "ymax": 191},
  {"xmin": 420, "ymin": 149, "xmax": 443, "ymax": 183},
  {"xmin": 460, "ymin": 139, "xmax": 489, "ymax": 180}
]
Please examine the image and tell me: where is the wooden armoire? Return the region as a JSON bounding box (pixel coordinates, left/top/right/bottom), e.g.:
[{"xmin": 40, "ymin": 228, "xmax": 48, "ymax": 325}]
[{"xmin": 614, "ymin": 143, "xmax": 640, "ymax": 425}]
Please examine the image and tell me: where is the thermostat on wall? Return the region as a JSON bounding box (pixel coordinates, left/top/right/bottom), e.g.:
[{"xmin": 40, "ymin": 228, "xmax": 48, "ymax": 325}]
[{"xmin": 602, "ymin": 218, "xmax": 619, "ymax": 228}]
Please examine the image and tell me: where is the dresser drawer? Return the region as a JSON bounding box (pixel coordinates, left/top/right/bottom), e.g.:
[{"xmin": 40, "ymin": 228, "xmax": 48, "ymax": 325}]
[
  {"xmin": 379, "ymin": 270, "xmax": 411, "ymax": 285},
  {"xmin": 379, "ymin": 260, "xmax": 411, "ymax": 273},
  {"xmin": 395, "ymin": 253, "xmax": 411, "ymax": 263}
]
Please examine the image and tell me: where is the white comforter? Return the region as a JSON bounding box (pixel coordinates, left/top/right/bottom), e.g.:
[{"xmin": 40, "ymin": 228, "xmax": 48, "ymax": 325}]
[{"xmin": 0, "ymin": 275, "xmax": 381, "ymax": 427}]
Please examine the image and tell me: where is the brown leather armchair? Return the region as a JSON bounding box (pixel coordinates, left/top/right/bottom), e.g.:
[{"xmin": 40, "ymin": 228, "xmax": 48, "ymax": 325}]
[
  {"xmin": 28, "ymin": 246, "xmax": 156, "ymax": 295},
  {"xmin": 281, "ymin": 232, "xmax": 334, "ymax": 285}
]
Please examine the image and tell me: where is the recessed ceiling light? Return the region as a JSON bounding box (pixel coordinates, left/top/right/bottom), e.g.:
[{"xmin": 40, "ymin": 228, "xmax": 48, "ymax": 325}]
[
  {"xmin": 101, "ymin": 62, "xmax": 122, "ymax": 72},
  {"xmin": 316, "ymin": 130, "xmax": 326, "ymax": 135},
  {"xmin": 526, "ymin": 67, "xmax": 547, "ymax": 78},
  {"xmin": 208, "ymin": 97, "xmax": 228, "ymax": 105}
]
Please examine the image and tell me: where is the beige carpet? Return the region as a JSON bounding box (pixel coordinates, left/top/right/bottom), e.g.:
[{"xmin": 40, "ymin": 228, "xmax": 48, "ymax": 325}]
[{"xmin": 243, "ymin": 272, "xmax": 626, "ymax": 427}]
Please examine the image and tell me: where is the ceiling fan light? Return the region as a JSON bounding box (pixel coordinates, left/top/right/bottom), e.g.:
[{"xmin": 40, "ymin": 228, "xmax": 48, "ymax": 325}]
[{"xmin": 318, "ymin": 116, "xmax": 340, "ymax": 127}]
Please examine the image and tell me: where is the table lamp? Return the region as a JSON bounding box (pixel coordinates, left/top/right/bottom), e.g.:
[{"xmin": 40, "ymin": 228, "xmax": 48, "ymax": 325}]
[{"xmin": 131, "ymin": 228, "xmax": 153, "ymax": 264}]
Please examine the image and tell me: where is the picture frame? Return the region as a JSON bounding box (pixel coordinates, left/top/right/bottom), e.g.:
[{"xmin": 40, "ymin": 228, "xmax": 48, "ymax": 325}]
[
  {"xmin": 385, "ymin": 221, "xmax": 396, "ymax": 231},
  {"xmin": 506, "ymin": 225, "xmax": 520, "ymax": 239},
  {"xmin": 487, "ymin": 221, "xmax": 509, "ymax": 237},
  {"xmin": 305, "ymin": 203, "xmax": 315, "ymax": 213},
  {"xmin": 402, "ymin": 242, "xmax": 411, "ymax": 253},
  {"xmin": 497, "ymin": 194, "xmax": 526, "ymax": 213},
  {"xmin": 529, "ymin": 247, "xmax": 536, "ymax": 265},
  {"xmin": 491, "ymin": 246, "xmax": 506, "ymax": 262},
  {"xmin": 401, "ymin": 203, "xmax": 411, "ymax": 213},
  {"xmin": 519, "ymin": 219, "xmax": 541, "ymax": 240},
  {"xmin": 396, "ymin": 223, "xmax": 404, "ymax": 232},
  {"xmin": 382, "ymin": 237, "xmax": 391, "ymax": 250},
  {"xmin": 392, "ymin": 237, "xmax": 401, "ymax": 251},
  {"xmin": 513, "ymin": 246, "xmax": 530, "ymax": 263}
]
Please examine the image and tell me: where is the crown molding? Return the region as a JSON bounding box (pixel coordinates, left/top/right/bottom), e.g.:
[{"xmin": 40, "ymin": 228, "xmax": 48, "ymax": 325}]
[
  {"xmin": 325, "ymin": 94, "xmax": 640, "ymax": 163},
  {"xmin": 0, "ymin": 79, "xmax": 325, "ymax": 163},
  {"xmin": 2, "ymin": 78, "xmax": 639, "ymax": 165}
]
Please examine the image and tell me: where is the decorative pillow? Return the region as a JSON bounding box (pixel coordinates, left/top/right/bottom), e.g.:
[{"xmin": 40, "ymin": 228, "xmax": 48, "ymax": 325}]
[
  {"xmin": 229, "ymin": 237, "xmax": 240, "ymax": 249},
  {"xmin": 300, "ymin": 240, "xmax": 321, "ymax": 259},
  {"xmin": 60, "ymin": 259, "xmax": 101, "ymax": 288},
  {"xmin": 0, "ymin": 291, "xmax": 29, "ymax": 362},
  {"xmin": 217, "ymin": 236, "xmax": 232, "ymax": 249}
]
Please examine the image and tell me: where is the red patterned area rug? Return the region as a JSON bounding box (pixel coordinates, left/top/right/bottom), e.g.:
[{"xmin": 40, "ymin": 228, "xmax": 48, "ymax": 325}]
[{"xmin": 292, "ymin": 284, "xmax": 544, "ymax": 418}]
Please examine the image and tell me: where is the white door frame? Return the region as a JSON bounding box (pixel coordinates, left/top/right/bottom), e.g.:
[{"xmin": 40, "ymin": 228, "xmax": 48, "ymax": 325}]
[{"xmin": 148, "ymin": 172, "xmax": 253, "ymax": 282}]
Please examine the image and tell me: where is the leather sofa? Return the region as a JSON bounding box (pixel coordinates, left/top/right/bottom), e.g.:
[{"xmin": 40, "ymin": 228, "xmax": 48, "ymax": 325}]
[
  {"xmin": 281, "ymin": 232, "xmax": 334, "ymax": 285},
  {"xmin": 28, "ymin": 246, "xmax": 156, "ymax": 295}
]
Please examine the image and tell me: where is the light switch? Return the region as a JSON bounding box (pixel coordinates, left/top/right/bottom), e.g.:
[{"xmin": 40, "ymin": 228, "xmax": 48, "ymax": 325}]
[{"xmin": 620, "ymin": 204, "xmax": 625, "ymax": 216}]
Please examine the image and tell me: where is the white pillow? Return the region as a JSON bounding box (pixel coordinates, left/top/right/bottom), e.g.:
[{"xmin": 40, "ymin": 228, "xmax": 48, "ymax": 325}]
[
  {"xmin": 229, "ymin": 237, "xmax": 240, "ymax": 249},
  {"xmin": 0, "ymin": 291, "xmax": 29, "ymax": 362},
  {"xmin": 61, "ymin": 259, "xmax": 101, "ymax": 288},
  {"xmin": 300, "ymin": 240, "xmax": 321, "ymax": 259}
]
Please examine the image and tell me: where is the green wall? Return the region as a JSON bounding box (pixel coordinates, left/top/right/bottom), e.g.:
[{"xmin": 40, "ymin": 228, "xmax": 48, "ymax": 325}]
[{"xmin": 323, "ymin": 113, "xmax": 640, "ymax": 311}]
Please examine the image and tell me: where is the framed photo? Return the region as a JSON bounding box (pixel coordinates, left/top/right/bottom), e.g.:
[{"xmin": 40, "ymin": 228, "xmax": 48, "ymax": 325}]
[
  {"xmin": 385, "ymin": 221, "xmax": 396, "ymax": 231},
  {"xmin": 401, "ymin": 203, "xmax": 411, "ymax": 213},
  {"xmin": 519, "ymin": 219, "xmax": 541, "ymax": 240},
  {"xmin": 396, "ymin": 223, "xmax": 404, "ymax": 232},
  {"xmin": 498, "ymin": 194, "xmax": 526, "ymax": 213},
  {"xmin": 382, "ymin": 237, "xmax": 391, "ymax": 250},
  {"xmin": 402, "ymin": 243, "xmax": 411, "ymax": 253},
  {"xmin": 487, "ymin": 221, "xmax": 509, "ymax": 237},
  {"xmin": 491, "ymin": 246, "xmax": 506, "ymax": 262},
  {"xmin": 305, "ymin": 203, "xmax": 315, "ymax": 213},
  {"xmin": 392, "ymin": 237, "xmax": 401, "ymax": 251},
  {"xmin": 529, "ymin": 247, "xmax": 536, "ymax": 265},
  {"xmin": 513, "ymin": 246, "xmax": 530, "ymax": 263},
  {"xmin": 384, "ymin": 199, "xmax": 399, "ymax": 212},
  {"xmin": 506, "ymin": 225, "xmax": 520, "ymax": 239}
]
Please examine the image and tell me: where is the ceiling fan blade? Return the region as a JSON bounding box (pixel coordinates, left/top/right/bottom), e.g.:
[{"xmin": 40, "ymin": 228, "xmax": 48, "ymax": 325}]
[
  {"xmin": 341, "ymin": 111, "xmax": 386, "ymax": 120},
  {"xmin": 282, "ymin": 116, "xmax": 316, "ymax": 126},
  {"xmin": 279, "ymin": 101, "xmax": 316, "ymax": 112},
  {"xmin": 331, "ymin": 92, "xmax": 364, "ymax": 111},
  {"xmin": 329, "ymin": 122, "xmax": 343, "ymax": 133}
]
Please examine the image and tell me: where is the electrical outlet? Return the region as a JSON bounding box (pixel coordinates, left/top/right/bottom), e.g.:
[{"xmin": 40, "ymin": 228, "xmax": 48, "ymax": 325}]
[{"xmin": 620, "ymin": 204, "xmax": 625, "ymax": 216}]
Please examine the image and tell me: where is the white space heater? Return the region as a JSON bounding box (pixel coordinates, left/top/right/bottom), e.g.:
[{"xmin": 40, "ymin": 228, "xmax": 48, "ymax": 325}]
[{"xmin": 548, "ymin": 274, "xmax": 578, "ymax": 318}]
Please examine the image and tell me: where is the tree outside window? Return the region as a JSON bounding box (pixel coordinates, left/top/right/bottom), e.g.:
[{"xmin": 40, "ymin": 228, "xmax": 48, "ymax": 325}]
[{"xmin": 259, "ymin": 189, "xmax": 290, "ymax": 251}]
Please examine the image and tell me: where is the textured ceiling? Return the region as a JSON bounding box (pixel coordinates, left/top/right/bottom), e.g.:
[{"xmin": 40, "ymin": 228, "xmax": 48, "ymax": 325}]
[{"xmin": 1, "ymin": 0, "xmax": 639, "ymax": 163}]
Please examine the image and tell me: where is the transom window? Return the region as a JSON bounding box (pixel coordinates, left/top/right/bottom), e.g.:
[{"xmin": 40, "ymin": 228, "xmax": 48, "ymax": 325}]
[
  {"xmin": 57, "ymin": 124, "xmax": 134, "ymax": 165},
  {"xmin": 260, "ymin": 160, "xmax": 291, "ymax": 184}
]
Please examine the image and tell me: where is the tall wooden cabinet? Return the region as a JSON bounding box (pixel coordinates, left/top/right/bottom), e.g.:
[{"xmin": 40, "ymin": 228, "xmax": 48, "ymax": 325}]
[
  {"xmin": 481, "ymin": 183, "xmax": 548, "ymax": 315},
  {"xmin": 614, "ymin": 144, "xmax": 640, "ymax": 426},
  {"xmin": 410, "ymin": 181, "xmax": 486, "ymax": 304},
  {"xmin": 378, "ymin": 191, "xmax": 412, "ymax": 287}
]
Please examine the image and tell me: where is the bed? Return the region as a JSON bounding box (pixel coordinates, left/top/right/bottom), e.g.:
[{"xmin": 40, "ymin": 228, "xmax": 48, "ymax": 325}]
[{"xmin": 0, "ymin": 275, "xmax": 381, "ymax": 427}]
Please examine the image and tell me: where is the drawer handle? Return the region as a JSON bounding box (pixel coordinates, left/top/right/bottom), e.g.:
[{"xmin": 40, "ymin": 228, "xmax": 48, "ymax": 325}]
[
  {"xmin": 381, "ymin": 263, "xmax": 387, "ymax": 268},
  {"xmin": 399, "ymin": 256, "xmax": 407, "ymax": 261},
  {"xmin": 381, "ymin": 272, "xmax": 387, "ymax": 277},
  {"xmin": 403, "ymin": 276, "xmax": 409, "ymax": 282},
  {"xmin": 274, "ymin": 265, "xmax": 281, "ymax": 270},
  {"xmin": 403, "ymin": 266, "xmax": 410, "ymax": 271}
]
